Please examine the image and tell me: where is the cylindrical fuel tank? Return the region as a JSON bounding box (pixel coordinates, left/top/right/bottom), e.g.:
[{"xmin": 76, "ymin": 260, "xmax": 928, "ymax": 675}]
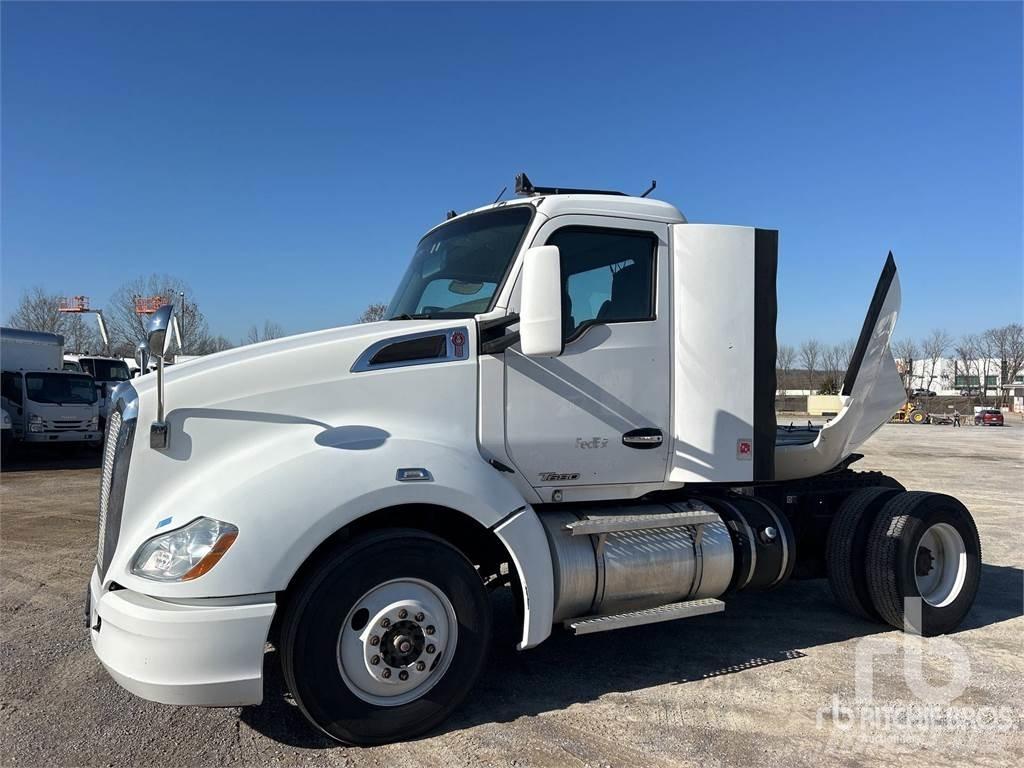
[{"xmin": 539, "ymin": 502, "xmax": 735, "ymax": 621}]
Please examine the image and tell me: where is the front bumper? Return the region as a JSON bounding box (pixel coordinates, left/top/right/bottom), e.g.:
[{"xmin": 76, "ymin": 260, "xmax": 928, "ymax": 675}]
[
  {"xmin": 24, "ymin": 430, "xmax": 100, "ymax": 443},
  {"xmin": 87, "ymin": 567, "xmax": 276, "ymax": 706}
]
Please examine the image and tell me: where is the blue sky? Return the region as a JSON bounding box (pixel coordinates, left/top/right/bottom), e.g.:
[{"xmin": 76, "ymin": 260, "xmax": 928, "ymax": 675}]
[{"xmin": 2, "ymin": 1, "xmax": 1021, "ymax": 345}]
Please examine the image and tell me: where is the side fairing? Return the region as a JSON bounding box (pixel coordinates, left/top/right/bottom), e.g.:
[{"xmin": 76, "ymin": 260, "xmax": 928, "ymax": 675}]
[{"xmin": 775, "ymin": 255, "xmax": 906, "ymax": 481}]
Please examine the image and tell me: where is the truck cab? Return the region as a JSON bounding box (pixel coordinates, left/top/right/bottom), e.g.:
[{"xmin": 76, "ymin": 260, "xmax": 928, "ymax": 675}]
[
  {"xmin": 86, "ymin": 176, "xmax": 981, "ymax": 745},
  {"xmin": 0, "ymin": 329, "xmax": 101, "ymax": 446},
  {"xmin": 63, "ymin": 354, "xmax": 132, "ymax": 425}
]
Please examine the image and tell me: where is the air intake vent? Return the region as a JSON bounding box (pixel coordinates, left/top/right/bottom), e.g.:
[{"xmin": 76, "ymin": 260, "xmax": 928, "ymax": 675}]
[{"xmin": 369, "ymin": 334, "xmax": 447, "ymax": 366}]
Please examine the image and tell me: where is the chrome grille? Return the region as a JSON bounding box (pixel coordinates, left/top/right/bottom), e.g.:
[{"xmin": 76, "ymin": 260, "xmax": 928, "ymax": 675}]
[
  {"xmin": 48, "ymin": 419, "xmax": 89, "ymax": 432},
  {"xmin": 96, "ymin": 409, "xmax": 122, "ymax": 567}
]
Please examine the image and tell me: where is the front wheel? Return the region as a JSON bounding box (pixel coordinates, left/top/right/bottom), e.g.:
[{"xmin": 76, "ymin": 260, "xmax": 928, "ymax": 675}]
[{"xmin": 280, "ymin": 529, "xmax": 492, "ymax": 745}]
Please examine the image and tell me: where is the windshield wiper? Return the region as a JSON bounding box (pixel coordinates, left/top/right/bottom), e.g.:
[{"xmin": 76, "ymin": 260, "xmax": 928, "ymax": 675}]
[{"xmin": 389, "ymin": 313, "xmax": 436, "ymax": 320}]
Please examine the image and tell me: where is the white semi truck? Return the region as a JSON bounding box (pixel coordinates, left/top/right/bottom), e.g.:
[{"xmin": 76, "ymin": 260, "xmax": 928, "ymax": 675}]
[
  {"xmin": 86, "ymin": 176, "xmax": 981, "ymax": 745},
  {"xmin": 0, "ymin": 328, "xmax": 101, "ymax": 448}
]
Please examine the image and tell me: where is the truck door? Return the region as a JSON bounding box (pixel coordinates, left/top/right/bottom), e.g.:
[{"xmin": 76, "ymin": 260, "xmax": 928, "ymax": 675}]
[
  {"xmin": 1, "ymin": 372, "xmax": 24, "ymax": 435},
  {"xmin": 504, "ymin": 216, "xmax": 671, "ymax": 490}
]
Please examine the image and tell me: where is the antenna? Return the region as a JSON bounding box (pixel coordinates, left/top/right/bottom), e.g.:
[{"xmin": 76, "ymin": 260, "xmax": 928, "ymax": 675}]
[
  {"xmin": 492, "ymin": 185, "xmax": 507, "ymax": 204},
  {"xmin": 640, "ymin": 180, "xmax": 657, "ymax": 198}
]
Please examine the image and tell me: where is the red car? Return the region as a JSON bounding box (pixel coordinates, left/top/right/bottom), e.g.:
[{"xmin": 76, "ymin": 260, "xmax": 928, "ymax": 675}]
[{"xmin": 974, "ymin": 409, "xmax": 1004, "ymax": 426}]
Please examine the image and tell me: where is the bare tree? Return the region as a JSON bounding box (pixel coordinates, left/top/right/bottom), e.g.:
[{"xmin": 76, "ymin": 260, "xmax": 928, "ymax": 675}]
[
  {"xmin": 920, "ymin": 329, "xmax": 952, "ymax": 393},
  {"xmin": 777, "ymin": 344, "xmax": 796, "ymax": 395},
  {"xmin": 206, "ymin": 335, "xmax": 235, "ymax": 353},
  {"xmin": 953, "ymin": 334, "xmax": 980, "ymax": 398},
  {"xmin": 6, "ymin": 286, "xmax": 100, "ymax": 351},
  {"xmin": 892, "ymin": 338, "xmax": 918, "ymax": 392},
  {"xmin": 989, "ymin": 323, "xmax": 1024, "ymax": 406},
  {"xmin": 977, "ymin": 328, "xmax": 1000, "ymax": 401},
  {"xmin": 106, "ymin": 275, "xmax": 218, "ymax": 356},
  {"xmin": 822, "ymin": 344, "xmax": 844, "ymax": 384},
  {"xmin": 799, "ymin": 339, "xmax": 821, "ymax": 394},
  {"xmin": 6, "ymin": 286, "xmax": 66, "ymax": 333},
  {"xmin": 358, "ymin": 303, "xmax": 388, "ymax": 323},
  {"xmin": 63, "ymin": 314, "xmax": 101, "ymax": 353},
  {"xmin": 243, "ymin": 321, "xmax": 285, "ymax": 345}
]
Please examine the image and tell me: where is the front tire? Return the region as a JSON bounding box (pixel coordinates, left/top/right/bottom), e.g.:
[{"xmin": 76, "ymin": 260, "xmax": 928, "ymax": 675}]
[
  {"xmin": 865, "ymin": 492, "xmax": 981, "ymax": 636},
  {"xmin": 280, "ymin": 529, "xmax": 492, "ymax": 745}
]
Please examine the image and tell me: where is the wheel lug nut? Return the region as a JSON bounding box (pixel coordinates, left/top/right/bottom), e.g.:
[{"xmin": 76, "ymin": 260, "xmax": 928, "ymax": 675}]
[
  {"xmin": 399, "ymin": 670, "xmax": 409, "ymax": 681},
  {"xmin": 381, "ymin": 668, "xmax": 391, "ymax": 679},
  {"xmin": 414, "ymin": 612, "xmax": 425, "ymax": 622},
  {"xmin": 380, "ymin": 618, "xmax": 391, "ymax": 628},
  {"xmin": 398, "ymin": 609, "xmax": 408, "ymax": 619},
  {"xmin": 426, "ymin": 644, "xmax": 436, "ymax": 654},
  {"xmin": 425, "ymin": 625, "xmax": 435, "ymax": 635},
  {"xmin": 370, "ymin": 655, "xmax": 380, "ymax": 665},
  {"xmin": 416, "ymin": 661, "xmax": 426, "ymax": 671},
  {"xmin": 369, "ymin": 635, "xmax": 380, "ymax": 646}
]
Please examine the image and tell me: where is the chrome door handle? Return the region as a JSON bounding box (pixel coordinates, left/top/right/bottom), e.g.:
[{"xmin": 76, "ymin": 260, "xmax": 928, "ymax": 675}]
[{"xmin": 622, "ymin": 428, "xmax": 663, "ymax": 449}]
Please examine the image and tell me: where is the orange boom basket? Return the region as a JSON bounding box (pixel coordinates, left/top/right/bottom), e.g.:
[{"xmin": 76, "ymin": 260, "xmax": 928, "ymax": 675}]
[
  {"xmin": 58, "ymin": 296, "xmax": 90, "ymax": 313},
  {"xmin": 134, "ymin": 296, "xmax": 169, "ymax": 315}
]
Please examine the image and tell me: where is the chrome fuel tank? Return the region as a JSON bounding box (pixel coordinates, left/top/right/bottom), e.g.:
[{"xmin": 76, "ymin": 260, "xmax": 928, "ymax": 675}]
[{"xmin": 539, "ymin": 502, "xmax": 735, "ymax": 622}]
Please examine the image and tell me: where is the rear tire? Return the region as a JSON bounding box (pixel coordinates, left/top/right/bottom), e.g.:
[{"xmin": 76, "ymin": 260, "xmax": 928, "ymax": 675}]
[
  {"xmin": 826, "ymin": 487, "xmax": 903, "ymax": 621},
  {"xmin": 280, "ymin": 529, "xmax": 492, "ymax": 745},
  {"xmin": 865, "ymin": 492, "xmax": 981, "ymax": 636}
]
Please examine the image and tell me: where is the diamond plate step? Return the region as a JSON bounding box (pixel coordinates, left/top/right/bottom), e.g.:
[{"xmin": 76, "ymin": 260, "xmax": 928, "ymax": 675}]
[
  {"xmin": 565, "ymin": 598, "xmax": 725, "ymax": 635},
  {"xmin": 564, "ymin": 510, "xmax": 720, "ymax": 536}
]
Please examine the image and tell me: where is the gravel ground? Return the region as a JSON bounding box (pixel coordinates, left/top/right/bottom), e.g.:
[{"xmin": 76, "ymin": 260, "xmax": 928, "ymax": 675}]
[{"xmin": 1, "ymin": 423, "xmax": 1022, "ymax": 767}]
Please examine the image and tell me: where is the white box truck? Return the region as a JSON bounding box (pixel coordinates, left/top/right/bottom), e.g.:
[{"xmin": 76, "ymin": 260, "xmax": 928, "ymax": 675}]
[
  {"xmin": 0, "ymin": 328, "xmax": 101, "ymax": 447},
  {"xmin": 86, "ymin": 175, "xmax": 981, "ymax": 745}
]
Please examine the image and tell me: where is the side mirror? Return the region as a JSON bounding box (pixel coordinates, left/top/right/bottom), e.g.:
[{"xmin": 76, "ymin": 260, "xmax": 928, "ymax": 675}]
[
  {"xmin": 143, "ymin": 303, "xmax": 174, "ymax": 449},
  {"xmin": 519, "ymin": 246, "xmax": 563, "ymax": 357},
  {"xmin": 135, "ymin": 342, "xmax": 150, "ymax": 375},
  {"xmin": 145, "ymin": 304, "xmax": 174, "ymax": 358}
]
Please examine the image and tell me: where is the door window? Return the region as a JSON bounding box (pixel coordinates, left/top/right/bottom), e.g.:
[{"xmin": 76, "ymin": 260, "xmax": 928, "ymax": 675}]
[
  {"xmin": 547, "ymin": 227, "xmax": 656, "ymax": 341},
  {"xmin": 2, "ymin": 373, "xmax": 23, "ymax": 404}
]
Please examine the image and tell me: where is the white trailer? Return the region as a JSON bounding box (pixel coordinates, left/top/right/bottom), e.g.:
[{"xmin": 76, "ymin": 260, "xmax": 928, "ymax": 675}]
[
  {"xmin": 86, "ymin": 175, "xmax": 981, "ymax": 745},
  {"xmin": 1, "ymin": 328, "xmax": 101, "ymax": 447}
]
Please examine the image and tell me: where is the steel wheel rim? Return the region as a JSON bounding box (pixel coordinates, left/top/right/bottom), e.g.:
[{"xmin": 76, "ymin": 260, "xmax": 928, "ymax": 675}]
[
  {"xmin": 337, "ymin": 578, "xmax": 457, "ymax": 706},
  {"xmin": 914, "ymin": 523, "xmax": 967, "ymax": 608}
]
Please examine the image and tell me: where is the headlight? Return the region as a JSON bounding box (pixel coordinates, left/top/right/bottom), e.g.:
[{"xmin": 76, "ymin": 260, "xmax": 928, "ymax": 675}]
[
  {"xmin": 131, "ymin": 517, "xmax": 238, "ymax": 582},
  {"xmin": 29, "ymin": 414, "xmax": 44, "ymax": 433},
  {"xmin": 87, "ymin": 416, "xmax": 99, "ymax": 431}
]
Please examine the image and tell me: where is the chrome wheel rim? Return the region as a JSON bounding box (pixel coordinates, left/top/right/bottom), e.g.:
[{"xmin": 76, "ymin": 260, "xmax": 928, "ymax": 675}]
[
  {"xmin": 914, "ymin": 523, "xmax": 967, "ymax": 608},
  {"xmin": 337, "ymin": 578, "xmax": 456, "ymax": 706}
]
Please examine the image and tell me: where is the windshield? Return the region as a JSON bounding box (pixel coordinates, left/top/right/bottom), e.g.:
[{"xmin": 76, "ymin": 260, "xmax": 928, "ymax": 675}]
[
  {"xmin": 79, "ymin": 358, "xmax": 131, "ymax": 382},
  {"xmin": 25, "ymin": 373, "xmax": 98, "ymax": 405},
  {"xmin": 387, "ymin": 206, "xmax": 533, "ymax": 319}
]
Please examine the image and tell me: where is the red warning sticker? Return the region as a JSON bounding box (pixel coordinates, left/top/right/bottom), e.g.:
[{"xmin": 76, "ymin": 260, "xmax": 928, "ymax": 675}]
[{"xmin": 737, "ymin": 439, "xmax": 753, "ymax": 460}]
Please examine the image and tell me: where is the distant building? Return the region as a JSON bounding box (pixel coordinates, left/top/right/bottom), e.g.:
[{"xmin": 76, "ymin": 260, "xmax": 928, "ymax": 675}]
[{"xmin": 900, "ymin": 357, "xmax": 1015, "ymax": 399}]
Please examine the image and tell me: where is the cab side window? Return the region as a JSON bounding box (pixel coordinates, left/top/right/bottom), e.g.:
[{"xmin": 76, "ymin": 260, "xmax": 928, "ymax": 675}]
[
  {"xmin": 2, "ymin": 372, "xmax": 23, "ymax": 404},
  {"xmin": 547, "ymin": 227, "xmax": 656, "ymax": 341}
]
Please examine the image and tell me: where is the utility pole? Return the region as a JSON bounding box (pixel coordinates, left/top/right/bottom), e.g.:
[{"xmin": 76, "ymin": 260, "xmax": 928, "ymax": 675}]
[{"xmin": 179, "ymin": 290, "xmax": 186, "ymax": 355}]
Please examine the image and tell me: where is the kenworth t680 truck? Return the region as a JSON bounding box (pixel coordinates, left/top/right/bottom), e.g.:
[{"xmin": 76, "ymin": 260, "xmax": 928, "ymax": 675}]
[{"xmin": 86, "ymin": 175, "xmax": 981, "ymax": 745}]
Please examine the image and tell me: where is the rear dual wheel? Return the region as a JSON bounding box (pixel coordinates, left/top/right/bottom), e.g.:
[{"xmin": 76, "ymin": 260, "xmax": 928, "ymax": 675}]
[
  {"xmin": 280, "ymin": 530, "xmax": 492, "ymax": 745},
  {"xmin": 866, "ymin": 492, "xmax": 981, "ymax": 636},
  {"xmin": 828, "ymin": 490, "xmax": 981, "ymax": 635}
]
